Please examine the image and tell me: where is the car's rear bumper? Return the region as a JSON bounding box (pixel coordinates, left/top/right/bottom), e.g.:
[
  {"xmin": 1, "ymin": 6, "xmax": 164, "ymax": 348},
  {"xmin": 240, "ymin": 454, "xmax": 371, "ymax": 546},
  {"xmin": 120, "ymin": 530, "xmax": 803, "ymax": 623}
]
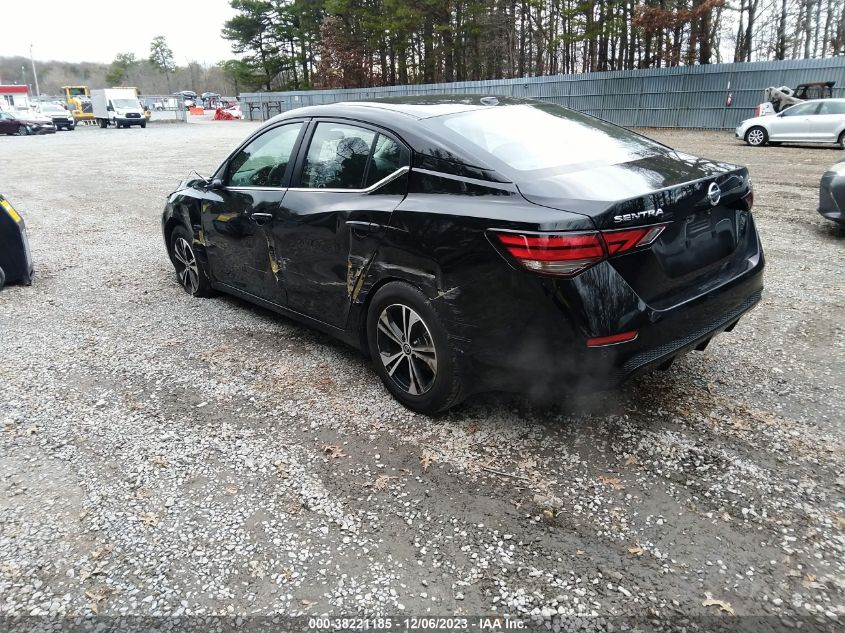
[
  {"xmin": 818, "ymin": 205, "xmax": 845, "ymax": 225},
  {"xmin": 454, "ymin": 239, "xmax": 765, "ymax": 396},
  {"xmin": 613, "ymin": 288, "xmax": 760, "ymax": 383}
]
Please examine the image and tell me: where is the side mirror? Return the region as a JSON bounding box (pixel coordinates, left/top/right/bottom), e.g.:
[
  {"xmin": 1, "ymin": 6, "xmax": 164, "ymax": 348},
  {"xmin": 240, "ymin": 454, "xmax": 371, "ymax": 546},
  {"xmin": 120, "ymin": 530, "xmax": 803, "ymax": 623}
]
[{"xmin": 209, "ymin": 178, "xmax": 224, "ymax": 190}]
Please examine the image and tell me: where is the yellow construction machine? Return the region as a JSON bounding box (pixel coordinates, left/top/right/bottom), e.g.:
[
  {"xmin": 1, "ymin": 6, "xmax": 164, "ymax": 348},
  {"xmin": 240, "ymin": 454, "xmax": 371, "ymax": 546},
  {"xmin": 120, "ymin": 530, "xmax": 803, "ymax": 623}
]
[{"xmin": 61, "ymin": 86, "xmax": 94, "ymax": 124}]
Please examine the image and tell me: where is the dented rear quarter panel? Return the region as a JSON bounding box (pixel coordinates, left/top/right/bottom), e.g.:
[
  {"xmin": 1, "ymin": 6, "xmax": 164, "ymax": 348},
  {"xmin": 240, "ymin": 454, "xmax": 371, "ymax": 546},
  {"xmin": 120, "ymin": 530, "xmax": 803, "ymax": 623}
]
[{"xmin": 348, "ymin": 170, "xmax": 624, "ymax": 386}]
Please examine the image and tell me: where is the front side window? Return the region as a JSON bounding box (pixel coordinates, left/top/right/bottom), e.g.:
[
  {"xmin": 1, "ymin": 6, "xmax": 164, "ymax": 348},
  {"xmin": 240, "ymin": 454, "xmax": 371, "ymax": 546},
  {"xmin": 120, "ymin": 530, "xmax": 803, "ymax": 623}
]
[
  {"xmin": 300, "ymin": 123, "xmax": 376, "ymax": 189},
  {"xmin": 228, "ymin": 122, "xmax": 303, "ymax": 188},
  {"xmin": 781, "ymin": 102, "xmax": 821, "ymax": 117}
]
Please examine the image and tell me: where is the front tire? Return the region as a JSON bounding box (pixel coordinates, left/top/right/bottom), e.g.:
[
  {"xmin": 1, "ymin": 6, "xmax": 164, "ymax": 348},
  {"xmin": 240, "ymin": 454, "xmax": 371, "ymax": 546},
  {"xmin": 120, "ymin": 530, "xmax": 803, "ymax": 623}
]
[
  {"xmin": 838, "ymin": 131, "xmax": 845, "ymax": 150},
  {"xmin": 745, "ymin": 126, "xmax": 768, "ymax": 147},
  {"xmin": 17, "ymin": 125, "xmax": 30, "ymax": 136},
  {"xmin": 169, "ymin": 226, "xmax": 212, "ymax": 297},
  {"xmin": 366, "ymin": 281, "xmax": 464, "ymax": 414}
]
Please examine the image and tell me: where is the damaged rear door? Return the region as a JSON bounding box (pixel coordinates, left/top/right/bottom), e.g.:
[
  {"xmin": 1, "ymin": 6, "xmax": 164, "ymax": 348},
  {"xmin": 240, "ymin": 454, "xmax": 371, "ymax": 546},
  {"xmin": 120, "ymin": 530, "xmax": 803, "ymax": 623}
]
[
  {"xmin": 201, "ymin": 121, "xmax": 306, "ymax": 303},
  {"xmin": 270, "ymin": 120, "xmax": 410, "ymax": 329}
]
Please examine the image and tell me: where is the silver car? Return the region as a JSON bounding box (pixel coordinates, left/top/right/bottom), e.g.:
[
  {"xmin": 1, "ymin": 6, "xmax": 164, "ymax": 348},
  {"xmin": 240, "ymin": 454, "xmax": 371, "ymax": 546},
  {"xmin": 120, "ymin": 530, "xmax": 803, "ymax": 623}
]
[{"xmin": 736, "ymin": 98, "xmax": 845, "ymax": 148}]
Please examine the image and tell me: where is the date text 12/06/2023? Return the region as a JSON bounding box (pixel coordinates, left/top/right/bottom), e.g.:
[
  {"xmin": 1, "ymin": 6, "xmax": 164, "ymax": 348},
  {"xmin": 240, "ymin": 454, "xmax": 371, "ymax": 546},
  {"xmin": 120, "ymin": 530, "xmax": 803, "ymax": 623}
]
[{"xmin": 307, "ymin": 616, "xmax": 527, "ymax": 630}]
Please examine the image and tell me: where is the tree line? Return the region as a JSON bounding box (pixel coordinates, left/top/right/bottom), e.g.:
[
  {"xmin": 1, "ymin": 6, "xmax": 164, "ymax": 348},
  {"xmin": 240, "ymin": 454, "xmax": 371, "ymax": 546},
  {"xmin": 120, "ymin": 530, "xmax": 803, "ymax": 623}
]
[
  {"xmin": 0, "ymin": 37, "xmax": 234, "ymax": 98},
  {"xmin": 221, "ymin": 0, "xmax": 845, "ymax": 91}
]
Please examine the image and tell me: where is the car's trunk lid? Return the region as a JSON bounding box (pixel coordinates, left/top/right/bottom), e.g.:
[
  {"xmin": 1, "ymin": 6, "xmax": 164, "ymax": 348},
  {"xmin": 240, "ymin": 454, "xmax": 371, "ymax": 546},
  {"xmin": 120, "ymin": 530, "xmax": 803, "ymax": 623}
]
[{"xmin": 516, "ymin": 153, "xmax": 757, "ymax": 308}]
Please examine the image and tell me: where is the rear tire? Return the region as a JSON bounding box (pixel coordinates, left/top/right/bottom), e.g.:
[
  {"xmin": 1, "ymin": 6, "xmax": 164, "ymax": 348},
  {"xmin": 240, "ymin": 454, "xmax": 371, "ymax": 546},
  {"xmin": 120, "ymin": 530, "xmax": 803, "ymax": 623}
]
[
  {"xmin": 366, "ymin": 281, "xmax": 464, "ymax": 414},
  {"xmin": 169, "ymin": 226, "xmax": 213, "ymax": 297},
  {"xmin": 745, "ymin": 126, "xmax": 768, "ymax": 147},
  {"xmin": 0, "ymin": 266, "xmax": 5, "ymax": 291},
  {"xmin": 838, "ymin": 131, "xmax": 845, "ymax": 150}
]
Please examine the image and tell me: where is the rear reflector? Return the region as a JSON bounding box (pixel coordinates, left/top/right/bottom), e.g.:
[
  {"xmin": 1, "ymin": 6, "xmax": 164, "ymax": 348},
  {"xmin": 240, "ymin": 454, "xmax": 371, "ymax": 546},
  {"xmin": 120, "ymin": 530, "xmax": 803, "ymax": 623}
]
[
  {"xmin": 586, "ymin": 331, "xmax": 639, "ymax": 347},
  {"xmin": 492, "ymin": 224, "xmax": 666, "ymax": 277}
]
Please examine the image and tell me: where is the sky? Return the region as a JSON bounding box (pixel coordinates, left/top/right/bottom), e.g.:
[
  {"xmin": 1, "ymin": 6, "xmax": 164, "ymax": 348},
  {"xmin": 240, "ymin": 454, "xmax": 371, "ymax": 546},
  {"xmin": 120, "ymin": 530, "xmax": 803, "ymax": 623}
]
[{"xmin": 0, "ymin": 0, "xmax": 238, "ymax": 65}]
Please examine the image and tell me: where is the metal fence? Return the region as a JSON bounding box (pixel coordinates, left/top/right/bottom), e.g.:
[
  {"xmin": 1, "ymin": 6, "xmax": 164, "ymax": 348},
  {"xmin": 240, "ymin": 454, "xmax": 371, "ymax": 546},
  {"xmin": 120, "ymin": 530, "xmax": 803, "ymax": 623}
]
[{"xmin": 240, "ymin": 57, "xmax": 845, "ymax": 129}]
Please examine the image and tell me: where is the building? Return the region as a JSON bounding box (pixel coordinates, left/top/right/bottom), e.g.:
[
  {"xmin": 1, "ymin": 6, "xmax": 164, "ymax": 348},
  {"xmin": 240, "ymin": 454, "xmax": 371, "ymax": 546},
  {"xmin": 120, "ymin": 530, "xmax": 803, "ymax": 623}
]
[{"xmin": 0, "ymin": 85, "xmax": 31, "ymax": 113}]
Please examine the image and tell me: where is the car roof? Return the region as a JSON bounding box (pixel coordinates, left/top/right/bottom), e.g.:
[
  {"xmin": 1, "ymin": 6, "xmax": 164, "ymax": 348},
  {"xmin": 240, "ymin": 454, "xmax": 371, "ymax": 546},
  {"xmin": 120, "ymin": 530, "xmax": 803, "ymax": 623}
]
[{"xmin": 268, "ymin": 95, "xmax": 538, "ymax": 122}]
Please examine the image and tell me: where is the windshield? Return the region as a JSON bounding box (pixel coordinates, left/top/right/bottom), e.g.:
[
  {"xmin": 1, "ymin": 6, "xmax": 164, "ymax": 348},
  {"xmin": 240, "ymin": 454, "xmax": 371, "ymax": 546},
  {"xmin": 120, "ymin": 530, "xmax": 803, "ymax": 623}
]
[
  {"xmin": 113, "ymin": 99, "xmax": 140, "ymax": 109},
  {"xmin": 433, "ymin": 103, "xmax": 665, "ymax": 173}
]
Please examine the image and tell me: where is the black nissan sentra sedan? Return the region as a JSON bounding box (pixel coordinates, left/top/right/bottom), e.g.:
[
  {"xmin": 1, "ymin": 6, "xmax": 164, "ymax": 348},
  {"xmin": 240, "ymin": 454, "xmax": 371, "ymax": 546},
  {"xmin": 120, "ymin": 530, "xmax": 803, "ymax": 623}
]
[{"xmin": 162, "ymin": 96, "xmax": 764, "ymax": 413}]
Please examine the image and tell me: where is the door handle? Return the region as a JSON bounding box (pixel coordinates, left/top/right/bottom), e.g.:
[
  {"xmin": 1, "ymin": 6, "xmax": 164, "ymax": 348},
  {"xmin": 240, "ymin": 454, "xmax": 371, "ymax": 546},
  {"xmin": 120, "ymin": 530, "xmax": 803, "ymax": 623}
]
[
  {"xmin": 346, "ymin": 220, "xmax": 384, "ymax": 235},
  {"xmin": 250, "ymin": 212, "xmax": 273, "ymax": 225}
]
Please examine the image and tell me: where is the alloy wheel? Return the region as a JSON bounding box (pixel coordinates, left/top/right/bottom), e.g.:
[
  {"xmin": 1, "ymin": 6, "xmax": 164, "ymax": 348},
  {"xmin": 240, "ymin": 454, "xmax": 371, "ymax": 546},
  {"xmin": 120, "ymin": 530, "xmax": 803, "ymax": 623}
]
[
  {"xmin": 376, "ymin": 304, "xmax": 437, "ymax": 396},
  {"xmin": 173, "ymin": 237, "xmax": 200, "ymax": 294},
  {"xmin": 747, "ymin": 129, "xmax": 765, "ymax": 146}
]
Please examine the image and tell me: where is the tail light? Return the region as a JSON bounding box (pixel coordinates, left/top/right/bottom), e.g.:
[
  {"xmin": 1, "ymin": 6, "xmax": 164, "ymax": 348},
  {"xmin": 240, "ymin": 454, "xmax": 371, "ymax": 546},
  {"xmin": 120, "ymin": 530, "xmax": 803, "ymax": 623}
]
[
  {"xmin": 492, "ymin": 224, "xmax": 666, "ymax": 278},
  {"xmin": 741, "ymin": 190, "xmax": 754, "ymax": 210},
  {"xmin": 494, "ymin": 232, "xmax": 604, "ymax": 276}
]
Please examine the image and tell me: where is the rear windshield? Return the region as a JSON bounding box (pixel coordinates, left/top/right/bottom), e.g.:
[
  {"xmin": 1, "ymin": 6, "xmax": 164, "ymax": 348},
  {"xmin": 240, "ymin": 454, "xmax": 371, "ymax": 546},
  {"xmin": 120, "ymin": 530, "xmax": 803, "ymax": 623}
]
[{"xmin": 433, "ymin": 103, "xmax": 664, "ymax": 173}]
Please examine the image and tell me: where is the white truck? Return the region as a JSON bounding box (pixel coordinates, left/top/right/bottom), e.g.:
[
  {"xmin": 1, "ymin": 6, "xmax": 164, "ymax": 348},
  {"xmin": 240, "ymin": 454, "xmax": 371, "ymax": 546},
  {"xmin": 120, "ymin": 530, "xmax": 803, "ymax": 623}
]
[{"xmin": 91, "ymin": 88, "xmax": 147, "ymax": 129}]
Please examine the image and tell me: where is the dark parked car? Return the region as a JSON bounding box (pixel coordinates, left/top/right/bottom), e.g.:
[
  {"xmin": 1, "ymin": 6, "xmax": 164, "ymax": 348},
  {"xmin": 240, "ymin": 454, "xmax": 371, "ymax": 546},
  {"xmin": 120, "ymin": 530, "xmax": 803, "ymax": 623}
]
[
  {"xmin": 0, "ymin": 111, "xmax": 56, "ymax": 135},
  {"xmin": 162, "ymin": 96, "xmax": 764, "ymax": 413},
  {"xmin": 818, "ymin": 158, "xmax": 845, "ymax": 226}
]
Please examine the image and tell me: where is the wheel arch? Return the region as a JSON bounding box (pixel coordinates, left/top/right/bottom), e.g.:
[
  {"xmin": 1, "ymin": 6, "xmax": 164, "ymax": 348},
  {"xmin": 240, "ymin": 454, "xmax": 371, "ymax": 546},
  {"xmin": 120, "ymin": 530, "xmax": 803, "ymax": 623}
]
[
  {"xmin": 164, "ymin": 196, "xmax": 204, "ymax": 259},
  {"xmin": 356, "ymin": 274, "xmax": 427, "ymax": 358},
  {"xmin": 353, "ymin": 257, "xmax": 450, "ymax": 356}
]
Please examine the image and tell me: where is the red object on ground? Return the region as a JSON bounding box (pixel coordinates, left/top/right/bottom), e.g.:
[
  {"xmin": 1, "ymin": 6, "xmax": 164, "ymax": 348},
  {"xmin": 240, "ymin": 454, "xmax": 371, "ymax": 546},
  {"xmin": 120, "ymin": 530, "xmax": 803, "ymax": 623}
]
[
  {"xmin": 189, "ymin": 106, "xmax": 205, "ymax": 115},
  {"xmin": 214, "ymin": 107, "xmax": 235, "ymax": 120}
]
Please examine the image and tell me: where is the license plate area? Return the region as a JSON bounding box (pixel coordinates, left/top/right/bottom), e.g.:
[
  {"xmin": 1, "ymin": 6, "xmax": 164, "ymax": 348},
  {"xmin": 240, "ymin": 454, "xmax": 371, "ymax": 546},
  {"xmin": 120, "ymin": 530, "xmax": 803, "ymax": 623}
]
[{"xmin": 653, "ymin": 207, "xmax": 738, "ymax": 278}]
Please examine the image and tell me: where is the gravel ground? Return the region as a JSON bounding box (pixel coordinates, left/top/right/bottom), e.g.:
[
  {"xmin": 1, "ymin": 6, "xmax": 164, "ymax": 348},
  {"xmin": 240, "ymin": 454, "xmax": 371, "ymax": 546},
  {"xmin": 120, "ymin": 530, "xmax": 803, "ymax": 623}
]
[{"xmin": 0, "ymin": 122, "xmax": 843, "ymax": 631}]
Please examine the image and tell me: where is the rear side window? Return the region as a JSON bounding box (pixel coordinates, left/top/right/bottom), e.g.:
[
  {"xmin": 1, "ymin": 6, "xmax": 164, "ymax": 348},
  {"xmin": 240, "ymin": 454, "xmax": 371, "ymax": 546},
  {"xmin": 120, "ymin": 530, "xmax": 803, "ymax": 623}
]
[
  {"xmin": 820, "ymin": 101, "xmax": 845, "ymax": 115},
  {"xmin": 364, "ymin": 135, "xmax": 408, "ymax": 186},
  {"xmin": 781, "ymin": 102, "xmax": 821, "ymax": 117},
  {"xmin": 228, "ymin": 122, "xmax": 303, "ymax": 187},
  {"xmin": 301, "ymin": 123, "xmax": 376, "ymax": 189}
]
